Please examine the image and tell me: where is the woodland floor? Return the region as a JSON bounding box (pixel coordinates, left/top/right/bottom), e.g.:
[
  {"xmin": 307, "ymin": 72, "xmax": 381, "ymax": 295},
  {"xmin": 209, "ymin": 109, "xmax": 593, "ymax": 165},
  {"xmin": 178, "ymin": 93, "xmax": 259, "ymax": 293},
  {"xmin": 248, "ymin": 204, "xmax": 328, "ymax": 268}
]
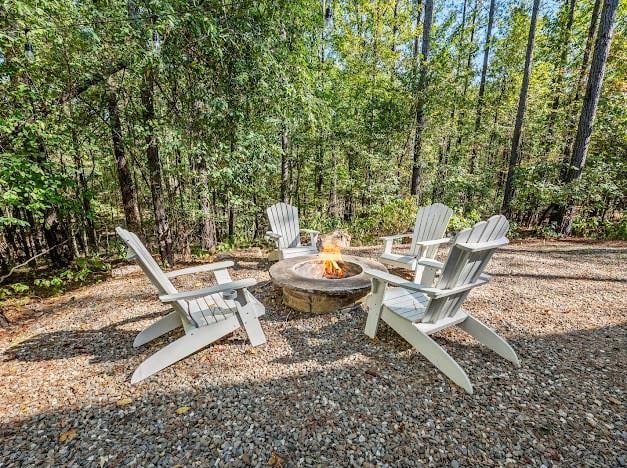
[{"xmin": 0, "ymin": 240, "xmax": 625, "ymax": 467}]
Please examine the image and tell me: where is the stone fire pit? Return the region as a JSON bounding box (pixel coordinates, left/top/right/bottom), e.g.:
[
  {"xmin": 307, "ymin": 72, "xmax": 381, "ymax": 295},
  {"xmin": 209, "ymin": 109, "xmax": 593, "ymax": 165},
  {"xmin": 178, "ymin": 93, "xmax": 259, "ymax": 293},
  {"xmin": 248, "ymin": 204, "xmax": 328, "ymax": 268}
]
[{"xmin": 269, "ymin": 254, "xmax": 388, "ymax": 313}]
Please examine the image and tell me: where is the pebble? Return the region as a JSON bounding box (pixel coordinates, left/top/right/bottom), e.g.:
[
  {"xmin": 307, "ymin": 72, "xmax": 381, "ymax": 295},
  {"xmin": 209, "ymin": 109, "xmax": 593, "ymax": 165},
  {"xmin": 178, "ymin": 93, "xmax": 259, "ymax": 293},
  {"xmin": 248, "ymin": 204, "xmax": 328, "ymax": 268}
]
[{"xmin": 0, "ymin": 243, "xmax": 624, "ymax": 466}]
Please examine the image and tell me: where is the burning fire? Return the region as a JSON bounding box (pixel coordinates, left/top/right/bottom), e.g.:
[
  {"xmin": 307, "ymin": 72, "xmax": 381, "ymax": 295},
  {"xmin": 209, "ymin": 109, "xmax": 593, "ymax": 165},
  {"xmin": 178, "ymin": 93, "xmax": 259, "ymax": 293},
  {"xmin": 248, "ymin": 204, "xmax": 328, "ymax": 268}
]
[{"xmin": 321, "ymin": 244, "xmax": 345, "ymax": 279}]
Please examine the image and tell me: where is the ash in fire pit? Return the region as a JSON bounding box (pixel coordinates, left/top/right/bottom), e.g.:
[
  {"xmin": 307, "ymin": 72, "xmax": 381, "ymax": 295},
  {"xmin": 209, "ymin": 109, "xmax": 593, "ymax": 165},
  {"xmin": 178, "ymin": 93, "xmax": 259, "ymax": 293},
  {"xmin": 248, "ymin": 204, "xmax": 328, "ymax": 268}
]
[{"xmin": 269, "ymin": 254, "xmax": 387, "ymax": 313}]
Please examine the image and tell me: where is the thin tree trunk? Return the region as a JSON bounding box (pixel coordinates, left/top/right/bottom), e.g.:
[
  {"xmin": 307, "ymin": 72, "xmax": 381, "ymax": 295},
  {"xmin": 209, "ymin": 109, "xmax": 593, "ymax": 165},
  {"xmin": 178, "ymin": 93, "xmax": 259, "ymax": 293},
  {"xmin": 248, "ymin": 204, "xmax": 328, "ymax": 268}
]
[
  {"xmin": 558, "ymin": 0, "xmax": 618, "ymax": 234},
  {"xmin": 501, "ymin": 0, "xmax": 541, "ymax": 216},
  {"xmin": 410, "ymin": 0, "xmax": 433, "ymax": 198},
  {"xmin": 454, "ymin": 0, "xmax": 479, "ymax": 154},
  {"xmin": 198, "ymin": 156, "xmax": 217, "ymax": 253},
  {"xmin": 70, "ymin": 121, "xmax": 97, "ymax": 252},
  {"xmin": 470, "ymin": 0, "xmax": 496, "ymax": 173},
  {"xmin": 280, "ymin": 125, "xmax": 289, "ymax": 202},
  {"xmin": 543, "ymin": 0, "xmax": 577, "ymax": 152},
  {"xmin": 141, "ymin": 65, "xmax": 174, "ymax": 266},
  {"xmin": 107, "ymin": 82, "xmax": 141, "ymax": 233},
  {"xmin": 412, "ymin": 0, "xmax": 423, "ymax": 62}
]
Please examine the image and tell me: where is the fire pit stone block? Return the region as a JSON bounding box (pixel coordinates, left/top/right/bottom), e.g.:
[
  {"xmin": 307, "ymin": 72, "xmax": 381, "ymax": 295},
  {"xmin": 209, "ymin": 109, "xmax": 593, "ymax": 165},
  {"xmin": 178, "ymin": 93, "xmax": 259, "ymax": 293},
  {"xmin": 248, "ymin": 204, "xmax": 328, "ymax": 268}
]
[{"xmin": 269, "ymin": 254, "xmax": 388, "ymax": 313}]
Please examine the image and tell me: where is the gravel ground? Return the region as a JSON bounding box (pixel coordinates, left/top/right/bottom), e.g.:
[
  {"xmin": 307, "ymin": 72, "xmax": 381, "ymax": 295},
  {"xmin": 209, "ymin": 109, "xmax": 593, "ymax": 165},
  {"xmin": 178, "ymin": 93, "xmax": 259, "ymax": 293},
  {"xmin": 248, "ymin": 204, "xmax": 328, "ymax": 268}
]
[{"xmin": 0, "ymin": 240, "xmax": 625, "ymax": 467}]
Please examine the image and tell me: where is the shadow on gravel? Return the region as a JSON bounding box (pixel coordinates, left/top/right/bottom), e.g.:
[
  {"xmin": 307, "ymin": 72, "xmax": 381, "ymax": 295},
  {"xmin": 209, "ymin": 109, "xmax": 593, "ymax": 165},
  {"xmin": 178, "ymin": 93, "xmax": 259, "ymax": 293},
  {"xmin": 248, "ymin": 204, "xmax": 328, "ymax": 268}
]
[
  {"xmin": 506, "ymin": 247, "xmax": 626, "ymax": 256},
  {"xmin": 2, "ymin": 312, "xmax": 164, "ymax": 363},
  {"xmin": 1, "ymin": 324, "xmax": 625, "ymax": 466},
  {"xmin": 491, "ymin": 271, "xmax": 627, "ymax": 283}
]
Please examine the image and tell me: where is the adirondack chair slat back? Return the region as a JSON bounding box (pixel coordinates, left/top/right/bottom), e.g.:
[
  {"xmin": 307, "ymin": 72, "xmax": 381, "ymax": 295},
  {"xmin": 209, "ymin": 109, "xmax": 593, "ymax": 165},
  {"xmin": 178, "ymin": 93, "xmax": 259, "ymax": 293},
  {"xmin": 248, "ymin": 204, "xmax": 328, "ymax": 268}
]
[
  {"xmin": 409, "ymin": 203, "xmax": 453, "ymax": 257},
  {"xmin": 116, "ymin": 227, "xmax": 177, "ymax": 295},
  {"xmin": 267, "ymin": 202, "xmax": 301, "ymax": 249},
  {"xmin": 422, "ymin": 215, "xmax": 509, "ymax": 323}
]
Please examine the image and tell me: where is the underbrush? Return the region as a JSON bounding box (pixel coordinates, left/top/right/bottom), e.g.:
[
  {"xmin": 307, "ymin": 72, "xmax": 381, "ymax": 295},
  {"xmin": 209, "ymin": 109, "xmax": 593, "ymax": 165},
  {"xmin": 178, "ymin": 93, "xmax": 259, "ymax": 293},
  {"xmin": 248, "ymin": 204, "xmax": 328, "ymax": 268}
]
[{"xmin": 0, "ymin": 256, "xmax": 111, "ymax": 303}]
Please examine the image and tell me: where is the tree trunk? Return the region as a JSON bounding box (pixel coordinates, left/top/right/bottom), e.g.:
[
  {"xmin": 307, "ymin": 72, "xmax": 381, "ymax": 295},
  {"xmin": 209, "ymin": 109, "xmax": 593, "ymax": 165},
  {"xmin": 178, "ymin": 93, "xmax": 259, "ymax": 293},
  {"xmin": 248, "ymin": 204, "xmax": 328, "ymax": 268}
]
[
  {"xmin": 141, "ymin": 65, "xmax": 174, "ymax": 266},
  {"xmin": 501, "ymin": 0, "xmax": 541, "ymax": 216},
  {"xmin": 70, "ymin": 121, "xmax": 98, "ymax": 252},
  {"xmin": 558, "ymin": 0, "xmax": 618, "ymax": 234},
  {"xmin": 454, "ymin": 0, "xmax": 479, "ymax": 155},
  {"xmin": 280, "ymin": 125, "xmax": 289, "ymax": 202},
  {"xmin": 107, "ymin": 82, "xmax": 141, "ymax": 233},
  {"xmin": 470, "ymin": 0, "xmax": 496, "ymax": 173},
  {"xmin": 559, "ymin": 0, "xmax": 601, "ymax": 180},
  {"xmin": 43, "ymin": 207, "xmax": 73, "ymax": 268},
  {"xmin": 543, "ymin": 0, "xmax": 576, "ymax": 152},
  {"xmin": 410, "ymin": 0, "xmax": 433, "ymax": 198},
  {"xmin": 198, "ymin": 156, "xmax": 217, "ymax": 253}
]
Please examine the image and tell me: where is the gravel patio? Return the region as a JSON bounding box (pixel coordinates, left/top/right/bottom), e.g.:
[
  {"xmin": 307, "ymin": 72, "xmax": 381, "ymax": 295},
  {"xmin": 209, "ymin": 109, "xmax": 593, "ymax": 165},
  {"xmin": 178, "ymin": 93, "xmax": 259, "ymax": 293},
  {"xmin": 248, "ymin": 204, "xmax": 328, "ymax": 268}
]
[{"xmin": 0, "ymin": 240, "xmax": 625, "ymax": 466}]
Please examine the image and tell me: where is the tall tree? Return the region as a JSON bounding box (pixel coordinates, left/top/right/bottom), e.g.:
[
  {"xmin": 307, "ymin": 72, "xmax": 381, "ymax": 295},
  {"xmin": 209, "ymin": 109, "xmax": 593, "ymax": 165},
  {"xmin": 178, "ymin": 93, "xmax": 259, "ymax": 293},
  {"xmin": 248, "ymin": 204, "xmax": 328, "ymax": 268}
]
[
  {"xmin": 410, "ymin": 0, "xmax": 433, "ymax": 198},
  {"xmin": 107, "ymin": 82, "xmax": 141, "ymax": 234},
  {"xmin": 559, "ymin": 0, "xmax": 601, "ymax": 180},
  {"xmin": 470, "ymin": 0, "xmax": 496, "ymax": 173},
  {"xmin": 543, "ymin": 0, "xmax": 577, "ymax": 152},
  {"xmin": 141, "ymin": 64, "xmax": 174, "ymax": 266},
  {"xmin": 501, "ymin": 0, "xmax": 541, "ymax": 216},
  {"xmin": 557, "ymin": 0, "xmax": 619, "ymax": 234}
]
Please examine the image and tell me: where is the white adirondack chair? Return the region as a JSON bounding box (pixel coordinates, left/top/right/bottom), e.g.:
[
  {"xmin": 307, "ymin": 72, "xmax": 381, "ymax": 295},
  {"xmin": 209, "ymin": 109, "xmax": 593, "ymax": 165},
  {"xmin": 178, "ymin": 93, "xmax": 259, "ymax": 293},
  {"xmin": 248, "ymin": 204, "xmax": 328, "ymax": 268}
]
[
  {"xmin": 266, "ymin": 202, "xmax": 319, "ymax": 260},
  {"xmin": 116, "ymin": 227, "xmax": 266, "ymax": 384},
  {"xmin": 379, "ymin": 202, "xmax": 453, "ymax": 284},
  {"xmin": 365, "ymin": 215, "xmax": 519, "ymax": 394}
]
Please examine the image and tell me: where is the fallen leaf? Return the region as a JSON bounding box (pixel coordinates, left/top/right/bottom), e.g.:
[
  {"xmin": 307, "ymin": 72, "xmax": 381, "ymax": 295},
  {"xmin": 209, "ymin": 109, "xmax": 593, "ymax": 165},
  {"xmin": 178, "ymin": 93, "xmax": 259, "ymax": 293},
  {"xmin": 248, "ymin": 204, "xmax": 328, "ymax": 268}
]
[
  {"xmin": 116, "ymin": 398, "xmax": 133, "ymax": 406},
  {"xmin": 59, "ymin": 428, "xmax": 77, "ymax": 443},
  {"xmin": 175, "ymin": 406, "xmax": 191, "ymax": 414},
  {"xmin": 365, "ymin": 368, "xmax": 379, "ymax": 378},
  {"xmin": 268, "ymin": 451, "xmax": 284, "ymax": 467},
  {"xmin": 246, "ymin": 348, "xmax": 258, "ymax": 355}
]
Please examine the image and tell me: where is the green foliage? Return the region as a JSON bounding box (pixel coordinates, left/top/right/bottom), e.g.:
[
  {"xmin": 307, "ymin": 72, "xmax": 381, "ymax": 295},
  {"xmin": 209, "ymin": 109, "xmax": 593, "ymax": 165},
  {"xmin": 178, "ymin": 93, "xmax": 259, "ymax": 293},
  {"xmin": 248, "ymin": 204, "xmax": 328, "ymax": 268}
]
[
  {"xmin": 0, "ymin": 282, "xmax": 30, "ymax": 300},
  {"xmin": 31, "ymin": 256, "xmax": 111, "ymax": 295},
  {"xmin": 0, "ymin": 0, "xmax": 624, "ymax": 279}
]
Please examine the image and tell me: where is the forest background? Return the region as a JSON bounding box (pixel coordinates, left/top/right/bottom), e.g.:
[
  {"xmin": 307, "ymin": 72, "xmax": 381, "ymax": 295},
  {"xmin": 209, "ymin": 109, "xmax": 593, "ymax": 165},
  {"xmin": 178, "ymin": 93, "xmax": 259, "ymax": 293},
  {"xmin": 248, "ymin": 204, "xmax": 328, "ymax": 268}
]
[{"xmin": 0, "ymin": 0, "xmax": 624, "ymax": 297}]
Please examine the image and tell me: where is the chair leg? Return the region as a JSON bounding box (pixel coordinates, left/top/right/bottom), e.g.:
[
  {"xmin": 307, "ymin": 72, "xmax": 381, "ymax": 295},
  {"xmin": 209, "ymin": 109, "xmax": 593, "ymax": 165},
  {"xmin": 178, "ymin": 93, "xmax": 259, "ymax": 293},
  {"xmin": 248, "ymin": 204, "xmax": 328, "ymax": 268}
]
[
  {"xmin": 458, "ymin": 314, "xmax": 520, "ymax": 368},
  {"xmin": 235, "ymin": 292, "xmax": 266, "ymax": 347},
  {"xmin": 131, "ymin": 315, "xmax": 241, "ymax": 384},
  {"xmin": 364, "ymin": 279, "xmax": 385, "ymax": 338},
  {"xmin": 383, "ymin": 310, "xmax": 474, "ymax": 394},
  {"xmin": 133, "ymin": 310, "xmax": 182, "ymax": 348}
]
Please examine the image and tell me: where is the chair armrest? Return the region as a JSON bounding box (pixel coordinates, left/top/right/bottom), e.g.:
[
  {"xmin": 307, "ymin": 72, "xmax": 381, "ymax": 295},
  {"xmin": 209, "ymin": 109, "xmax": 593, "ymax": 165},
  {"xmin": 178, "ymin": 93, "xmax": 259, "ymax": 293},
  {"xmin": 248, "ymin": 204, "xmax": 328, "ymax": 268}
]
[
  {"xmin": 456, "ymin": 237, "xmax": 509, "ymax": 252},
  {"xmin": 165, "ymin": 261, "xmax": 234, "ymax": 278},
  {"xmin": 364, "ymin": 268, "xmax": 489, "ymax": 299},
  {"xmin": 300, "ymin": 228, "xmax": 319, "ymax": 247},
  {"xmin": 414, "ymin": 237, "xmax": 451, "ymax": 247},
  {"xmin": 380, "ymin": 233, "xmax": 413, "ymax": 241},
  {"xmin": 265, "ymin": 231, "xmax": 282, "ymax": 240},
  {"xmin": 159, "ymin": 278, "xmax": 257, "ymax": 303},
  {"xmin": 363, "ymin": 269, "xmax": 428, "ymax": 293},
  {"xmin": 416, "ymin": 258, "xmax": 444, "ymax": 270}
]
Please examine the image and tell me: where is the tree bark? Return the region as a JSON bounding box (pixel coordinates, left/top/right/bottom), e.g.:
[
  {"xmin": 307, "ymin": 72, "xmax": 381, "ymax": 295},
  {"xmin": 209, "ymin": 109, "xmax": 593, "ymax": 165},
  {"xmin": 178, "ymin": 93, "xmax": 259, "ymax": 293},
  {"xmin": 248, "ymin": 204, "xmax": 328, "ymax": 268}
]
[
  {"xmin": 410, "ymin": 0, "xmax": 433, "ymax": 198},
  {"xmin": 107, "ymin": 82, "xmax": 141, "ymax": 234},
  {"xmin": 501, "ymin": 0, "xmax": 541, "ymax": 216},
  {"xmin": 141, "ymin": 65, "xmax": 174, "ymax": 266},
  {"xmin": 558, "ymin": 0, "xmax": 618, "ymax": 234}
]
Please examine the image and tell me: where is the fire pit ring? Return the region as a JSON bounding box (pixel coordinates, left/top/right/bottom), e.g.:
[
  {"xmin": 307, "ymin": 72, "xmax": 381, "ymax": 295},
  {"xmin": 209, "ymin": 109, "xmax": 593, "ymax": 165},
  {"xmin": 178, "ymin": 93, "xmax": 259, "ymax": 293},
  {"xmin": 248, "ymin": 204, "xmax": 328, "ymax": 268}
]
[{"xmin": 269, "ymin": 254, "xmax": 388, "ymax": 313}]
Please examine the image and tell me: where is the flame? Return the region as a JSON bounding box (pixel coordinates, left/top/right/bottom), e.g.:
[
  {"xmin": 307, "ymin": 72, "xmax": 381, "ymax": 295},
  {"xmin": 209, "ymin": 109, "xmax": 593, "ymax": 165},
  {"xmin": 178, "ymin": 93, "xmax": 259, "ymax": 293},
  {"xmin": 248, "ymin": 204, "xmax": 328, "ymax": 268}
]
[{"xmin": 321, "ymin": 244, "xmax": 345, "ymax": 279}]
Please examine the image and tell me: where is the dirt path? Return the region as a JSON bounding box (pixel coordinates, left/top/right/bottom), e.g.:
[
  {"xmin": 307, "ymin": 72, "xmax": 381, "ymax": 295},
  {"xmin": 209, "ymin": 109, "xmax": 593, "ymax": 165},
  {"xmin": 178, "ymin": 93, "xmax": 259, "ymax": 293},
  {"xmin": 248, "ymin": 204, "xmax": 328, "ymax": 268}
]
[{"xmin": 0, "ymin": 240, "xmax": 625, "ymax": 466}]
